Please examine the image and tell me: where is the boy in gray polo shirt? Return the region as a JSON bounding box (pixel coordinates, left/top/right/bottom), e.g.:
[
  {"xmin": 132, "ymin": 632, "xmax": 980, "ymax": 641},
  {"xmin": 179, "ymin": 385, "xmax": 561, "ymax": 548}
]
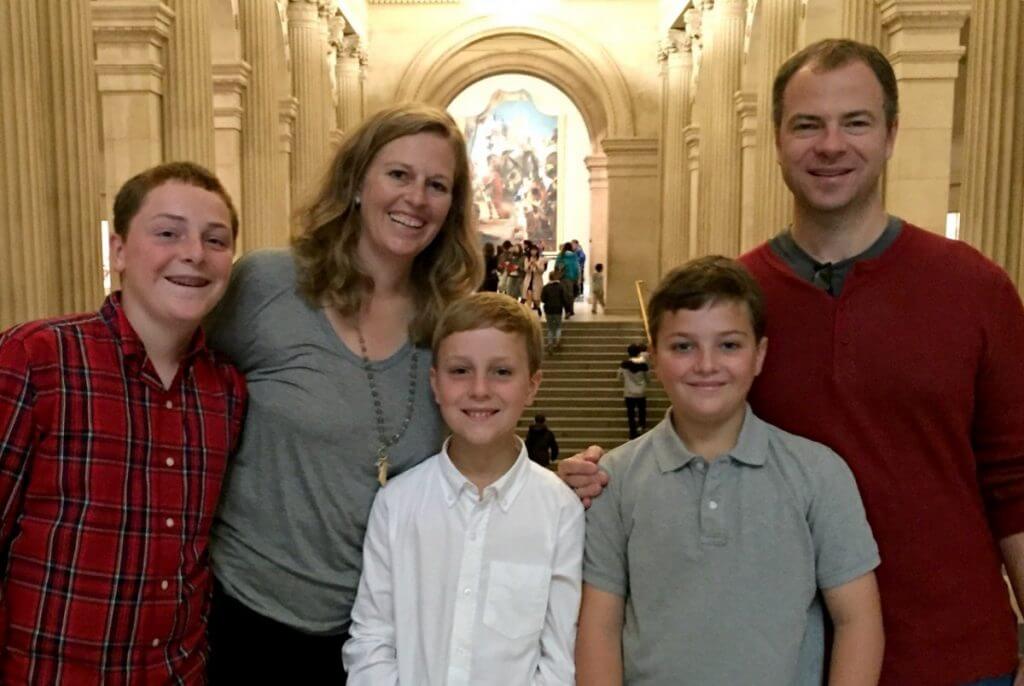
[{"xmin": 576, "ymin": 256, "xmax": 883, "ymax": 686}]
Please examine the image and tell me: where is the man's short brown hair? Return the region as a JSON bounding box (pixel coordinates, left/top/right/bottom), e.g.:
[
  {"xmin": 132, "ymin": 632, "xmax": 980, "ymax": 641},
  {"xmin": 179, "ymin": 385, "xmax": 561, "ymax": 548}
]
[
  {"xmin": 432, "ymin": 293, "xmax": 544, "ymax": 374},
  {"xmin": 772, "ymin": 38, "xmax": 899, "ymax": 130},
  {"xmin": 112, "ymin": 161, "xmax": 239, "ymax": 238},
  {"xmin": 648, "ymin": 256, "xmax": 765, "ymax": 345}
]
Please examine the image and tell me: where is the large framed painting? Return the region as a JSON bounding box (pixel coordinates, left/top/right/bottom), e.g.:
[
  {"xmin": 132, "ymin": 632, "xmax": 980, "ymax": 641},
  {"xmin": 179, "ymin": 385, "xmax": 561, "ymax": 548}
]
[{"xmin": 464, "ymin": 89, "xmax": 560, "ymax": 248}]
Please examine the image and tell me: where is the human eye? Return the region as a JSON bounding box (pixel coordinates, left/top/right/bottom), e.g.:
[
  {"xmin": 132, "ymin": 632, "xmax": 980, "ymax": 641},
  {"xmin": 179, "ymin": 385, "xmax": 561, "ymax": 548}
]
[
  {"xmin": 429, "ymin": 179, "xmax": 451, "ymax": 194},
  {"xmin": 720, "ymin": 340, "xmax": 743, "ymax": 351},
  {"xmin": 155, "ymin": 227, "xmax": 179, "ymax": 239},
  {"xmin": 446, "ymin": 365, "xmax": 469, "ymax": 375},
  {"xmin": 493, "ymin": 367, "xmax": 513, "ymax": 377},
  {"xmin": 387, "ymin": 168, "xmax": 408, "ymax": 180},
  {"xmin": 205, "ymin": 234, "xmax": 230, "ymax": 249},
  {"xmin": 671, "ymin": 340, "xmax": 694, "ymax": 353}
]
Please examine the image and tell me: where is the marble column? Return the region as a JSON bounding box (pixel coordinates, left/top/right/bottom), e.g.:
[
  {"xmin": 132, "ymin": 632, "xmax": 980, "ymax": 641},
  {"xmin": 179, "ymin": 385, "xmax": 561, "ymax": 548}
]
[
  {"xmin": 585, "ymin": 154, "xmax": 609, "ymax": 282},
  {"xmin": 697, "ymin": 0, "xmax": 745, "ymax": 257},
  {"xmin": 684, "ymin": 125, "xmax": 701, "ymax": 260},
  {"xmin": 212, "ymin": 61, "xmax": 249, "ymax": 250},
  {"xmin": 751, "ymin": 0, "xmax": 801, "ymax": 248},
  {"xmin": 842, "ymin": 0, "xmax": 884, "ymax": 45},
  {"xmin": 736, "ymin": 91, "xmax": 758, "ymax": 253},
  {"xmin": 658, "ymin": 30, "xmax": 693, "ymax": 277},
  {"xmin": 958, "ymin": 0, "xmax": 1024, "ymax": 290},
  {"xmin": 37, "ymin": 0, "xmax": 105, "ymax": 312},
  {"xmin": 288, "ymin": 0, "xmax": 325, "ymax": 205},
  {"xmin": 0, "ymin": 1, "xmax": 54, "ymax": 327},
  {"xmin": 162, "ymin": 0, "xmax": 215, "ymax": 166},
  {"xmin": 238, "ymin": 0, "xmax": 288, "ymax": 250},
  {"xmin": 280, "ymin": 96, "xmax": 300, "ymax": 226},
  {"xmin": 879, "ymin": 0, "xmax": 968, "ymax": 233},
  {"xmin": 318, "ymin": 3, "xmax": 336, "ymax": 146},
  {"xmin": 336, "ymin": 34, "xmax": 366, "ymax": 135},
  {"xmin": 602, "ymin": 139, "xmax": 660, "ymax": 314},
  {"xmin": 93, "ymin": 0, "xmax": 172, "ymax": 220}
]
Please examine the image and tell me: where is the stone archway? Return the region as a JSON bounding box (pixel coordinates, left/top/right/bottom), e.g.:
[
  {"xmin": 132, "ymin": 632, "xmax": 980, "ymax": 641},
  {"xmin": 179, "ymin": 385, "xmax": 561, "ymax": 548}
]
[{"xmin": 394, "ymin": 16, "xmax": 653, "ymax": 311}]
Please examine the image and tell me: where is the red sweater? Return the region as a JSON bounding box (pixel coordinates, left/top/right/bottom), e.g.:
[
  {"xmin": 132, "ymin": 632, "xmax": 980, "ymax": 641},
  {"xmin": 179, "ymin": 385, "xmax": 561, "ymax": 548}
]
[{"xmin": 741, "ymin": 223, "xmax": 1024, "ymax": 685}]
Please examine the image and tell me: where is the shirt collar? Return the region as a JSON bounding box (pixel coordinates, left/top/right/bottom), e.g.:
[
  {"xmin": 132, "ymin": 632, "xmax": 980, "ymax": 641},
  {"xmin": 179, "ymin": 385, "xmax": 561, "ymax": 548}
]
[
  {"xmin": 438, "ymin": 437, "xmax": 531, "ymax": 512},
  {"xmin": 100, "ymin": 291, "xmax": 210, "ymax": 363},
  {"xmin": 652, "ymin": 405, "xmax": 767, "ymax": 473}
]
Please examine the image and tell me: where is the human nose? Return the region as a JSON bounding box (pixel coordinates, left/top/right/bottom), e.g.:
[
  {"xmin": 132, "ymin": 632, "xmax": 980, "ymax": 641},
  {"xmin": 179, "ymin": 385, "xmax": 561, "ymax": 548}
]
[
  {"xmin": 694, "ymin": 347, "xmax": 717, "ymax": 373},
  {"xmin": 179, "ymin": 232, "xmax": 204, "ymax": 263},
  {"xmin": 405, "ymin": 181, "xmax": 427, "ymax": 207},
  {"xmin": 469, "ymin": 373, "xmax": 490, "ymax": 398},
  {"xmin": 814, "ymin": 123, "xmax": 846, "ymax": 157}
]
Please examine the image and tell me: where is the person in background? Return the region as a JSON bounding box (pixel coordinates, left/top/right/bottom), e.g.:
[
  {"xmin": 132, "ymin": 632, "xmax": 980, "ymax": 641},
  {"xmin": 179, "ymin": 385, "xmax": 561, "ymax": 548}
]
[
  {"xmin": 0, "ymin": 162, "xmax": 246, "ymax": 684},
  {"xmin": 504, "ymin": 242, "xmax": 526, "ymax": 303},
  {"xmin": 480, "ymin": 242, "xmax": 500, "ymax": 292},
  {"xmin": 523, "ymin": 243, "xmax": 547, "ymax": 313},
  {"xmin": 204, "ymin": 104, "xmax": 482, "ymax": 684},
  {"xmin": 590, "ymin": 263, "xmax": 606, "ymax": 314},
  {"xmin": 572, "ymin": 239, "xmax": 587, "ymax": 300},
  {"xmin": 616, "ymin": 343, "xmax": 649, "ymax": 439},
  {"xmin": 344, "ymin": 293, "xmax": 582, "ymax": 685},
  {"xmin": 526, "ymin": 414, "xmax": 560, "ymax": 468},
  {"xmin": 555, "ymin": 242, "xmax": 580, "ymax": 318},
  {"xmin": 541, "ymin": 270, "xmax": 570, "ymax": 353}
]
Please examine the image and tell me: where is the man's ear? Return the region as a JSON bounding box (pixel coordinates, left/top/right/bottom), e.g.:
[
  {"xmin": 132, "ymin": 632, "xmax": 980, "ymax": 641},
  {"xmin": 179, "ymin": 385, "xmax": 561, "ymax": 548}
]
[{"xmin": 109, "ymin": 231, "xmax": 126, "ymax": 275}]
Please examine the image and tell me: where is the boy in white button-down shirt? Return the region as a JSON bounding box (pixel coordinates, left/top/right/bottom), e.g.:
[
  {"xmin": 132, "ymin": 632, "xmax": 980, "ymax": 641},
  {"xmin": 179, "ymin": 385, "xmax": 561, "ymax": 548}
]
[{"xmin": 343, "ymin": 292, "xmax": 585, "ymax": 685}]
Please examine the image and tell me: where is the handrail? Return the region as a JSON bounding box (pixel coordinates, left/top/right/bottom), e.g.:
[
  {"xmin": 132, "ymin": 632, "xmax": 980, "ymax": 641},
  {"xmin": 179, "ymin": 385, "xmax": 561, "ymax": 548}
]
[{"xmin": 634, "ymin": 280, "xmax": 651, "ymax": 347}]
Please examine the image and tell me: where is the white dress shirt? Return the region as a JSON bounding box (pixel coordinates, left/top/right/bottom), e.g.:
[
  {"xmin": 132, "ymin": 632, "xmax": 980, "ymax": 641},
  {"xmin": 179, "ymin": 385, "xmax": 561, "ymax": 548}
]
[{"xmin": 343, "ymin": 439, "xmax": 584, "ymax": 685}]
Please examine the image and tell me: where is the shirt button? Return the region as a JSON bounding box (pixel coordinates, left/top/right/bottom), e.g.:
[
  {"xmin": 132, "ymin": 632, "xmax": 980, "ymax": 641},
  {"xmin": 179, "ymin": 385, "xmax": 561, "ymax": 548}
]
[
  {"xmin": 165, "ymin": 457, "xmax": 175, "ymax": 467},
  {"xmin": 165, "ymin": 518, "xmax": 175, "ymax": 528},
  {"xmin": 708, "ymin": 500, "xmax": 718, "ymax": 510},
  {"xmin": 695, "ymin": 462, "xmax": 705, "ymax": 471},
  {"xmin": 463, "ymin": 588, "xmax": 471, "ymax": 596},
  {"xmin": 165, "ymin": 400, "xmax": 173, "ymax": 409},
  {"xmin": 161, "ymin": 580, "xmax": 169, "ymax": 590},
  {"xmin": 151, "ymin": 638, "xmax": 160, "ymax": 647}
]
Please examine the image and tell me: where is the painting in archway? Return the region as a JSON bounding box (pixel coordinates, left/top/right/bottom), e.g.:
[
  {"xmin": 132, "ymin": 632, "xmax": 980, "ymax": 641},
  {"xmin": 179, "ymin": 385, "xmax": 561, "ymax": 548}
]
[{"xmin": 463, "ymin": 90, "xmax": 559, "ymax": 249}]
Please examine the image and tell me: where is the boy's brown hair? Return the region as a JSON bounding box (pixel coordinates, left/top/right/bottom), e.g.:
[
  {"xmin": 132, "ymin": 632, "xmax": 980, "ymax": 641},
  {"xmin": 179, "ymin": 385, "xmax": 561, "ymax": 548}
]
[
  {"xmin": 432, "ymin": 293, "xmax": 544, "ymax": 374},
  {"xmin": 648, "ymin": 256, "xmax": 765, "ymax": 344},
  {"xmin": 112, "ymin": 161, "xmax": 239, "ymax": 238}
]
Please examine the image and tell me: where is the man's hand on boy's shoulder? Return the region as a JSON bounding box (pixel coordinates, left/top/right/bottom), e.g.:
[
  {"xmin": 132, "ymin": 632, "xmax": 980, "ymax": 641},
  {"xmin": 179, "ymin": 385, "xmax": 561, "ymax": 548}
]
[{"xmin": 557, "ymin": 446, "xmax": 608, "ymax": 508}]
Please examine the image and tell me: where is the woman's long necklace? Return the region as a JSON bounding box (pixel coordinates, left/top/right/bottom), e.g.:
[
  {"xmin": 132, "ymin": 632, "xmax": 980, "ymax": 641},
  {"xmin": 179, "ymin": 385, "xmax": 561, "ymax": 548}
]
[{"xmin": 355, "ymin": 322, "xmax": 418, "ymax": 486}]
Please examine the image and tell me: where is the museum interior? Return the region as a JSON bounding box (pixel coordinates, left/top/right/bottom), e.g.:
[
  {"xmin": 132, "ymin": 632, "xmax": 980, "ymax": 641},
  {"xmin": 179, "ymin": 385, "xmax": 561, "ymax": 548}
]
[{"xmin": 0, "ymin": 0, "xmax": 1021, "ymax": 328}]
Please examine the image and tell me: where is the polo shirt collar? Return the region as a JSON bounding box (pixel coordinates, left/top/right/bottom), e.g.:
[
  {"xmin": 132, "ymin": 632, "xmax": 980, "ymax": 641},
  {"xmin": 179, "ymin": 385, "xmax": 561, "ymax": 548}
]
[
  {"xmin": 438, "ymin": 437, "xmax": 530, "ymax": 512},
  {"xmin": 653, "ymin": 405, "xmax": 766, "ymax": 472}
]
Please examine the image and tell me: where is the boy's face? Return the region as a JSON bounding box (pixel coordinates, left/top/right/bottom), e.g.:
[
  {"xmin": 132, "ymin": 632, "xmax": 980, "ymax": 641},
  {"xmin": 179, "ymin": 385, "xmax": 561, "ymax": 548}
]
[
  {"xmin": 430, "ymin": 327, "xmax": 541, "ymax": 455},
  {"xmin": 651, "ymin": 300, "xmax": 767, "ymax": 433},
  {"xmin": 110, "ymin": 181, "xmax": 234, "ymax": 334}
]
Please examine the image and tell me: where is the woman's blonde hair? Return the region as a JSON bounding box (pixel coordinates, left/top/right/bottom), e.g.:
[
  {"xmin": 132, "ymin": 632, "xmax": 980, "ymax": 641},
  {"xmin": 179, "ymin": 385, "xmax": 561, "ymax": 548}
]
[{"xmin": 292, "ymin": 103, "xmax": 483, "ymax": 343}]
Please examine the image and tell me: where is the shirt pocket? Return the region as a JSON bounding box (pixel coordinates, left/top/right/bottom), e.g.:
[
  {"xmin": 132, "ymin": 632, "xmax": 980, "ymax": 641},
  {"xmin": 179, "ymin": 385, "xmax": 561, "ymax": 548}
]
[{"xmin": 483, "ymin": 561, "xmax": 551, "ymax": 639}]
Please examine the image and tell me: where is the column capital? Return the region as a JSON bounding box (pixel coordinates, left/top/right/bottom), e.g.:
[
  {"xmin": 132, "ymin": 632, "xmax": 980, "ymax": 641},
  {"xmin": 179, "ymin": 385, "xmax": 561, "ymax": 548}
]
[
  {"xmin": 878, "ymin": 0, "xmax": 970, "ymax": 31},
  {"xmin": 213, "ymin": 61, "xmax": 251, "ymax": 131},
  {"xmin": 287, "ymin": 0, "xmax": 320, "ymax": 23},
  {"xmin": 341, "ymin": 34, "xmax": 367, "ymax": 65},
  {"xmin": 735, "ymin": 91, "xmax": 758, "ymax": 150},
  {"xmin": 584, "ymin": 154, "xmax": 609, "ymax": 188},
  {"xmin": 213, "ymin": 60, "xmax": 252, "ymax": 94},
  {"xmin": 92, "ymin": 0, "xmax": 173, "ymax": 46}
]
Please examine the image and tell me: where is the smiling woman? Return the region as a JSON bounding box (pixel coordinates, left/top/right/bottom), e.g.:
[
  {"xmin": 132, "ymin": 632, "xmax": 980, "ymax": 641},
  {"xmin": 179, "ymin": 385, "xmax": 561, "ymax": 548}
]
[{"xmin": 202, "ymin": 104, "xmax": 482, "ymax": 684}]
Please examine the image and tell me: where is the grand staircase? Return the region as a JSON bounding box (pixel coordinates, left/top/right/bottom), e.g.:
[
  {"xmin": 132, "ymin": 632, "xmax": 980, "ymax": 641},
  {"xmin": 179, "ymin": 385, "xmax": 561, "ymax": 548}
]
[{"xmin": 517, "ymin": 319, "xmax": 670, "ymax": 458}]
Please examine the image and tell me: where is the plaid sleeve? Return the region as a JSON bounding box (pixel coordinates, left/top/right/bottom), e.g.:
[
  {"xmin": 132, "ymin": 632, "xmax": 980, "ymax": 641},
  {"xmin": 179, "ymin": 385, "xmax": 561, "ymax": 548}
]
[{"xmin": 0, "ymin": 334, "xmax": 37, "ymax": 554}]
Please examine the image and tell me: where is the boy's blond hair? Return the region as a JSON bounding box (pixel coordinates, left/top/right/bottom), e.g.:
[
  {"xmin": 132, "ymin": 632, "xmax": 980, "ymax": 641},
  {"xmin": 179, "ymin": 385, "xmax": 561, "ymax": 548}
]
[{"xmin": 432, "ymin": 293, "xmax": 543, "ymax": 373}]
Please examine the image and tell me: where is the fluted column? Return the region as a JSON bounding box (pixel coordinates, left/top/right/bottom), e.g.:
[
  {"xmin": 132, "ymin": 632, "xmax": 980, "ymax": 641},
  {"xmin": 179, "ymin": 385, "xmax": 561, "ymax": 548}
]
[
  {"xmin": 162, "ymin": 0, "xmax": 215, "ymax": 165},
  {"xmin": 0, "ymin": 1, "xmax": 55, "ymax": 327},
  {"xmin": 280, "ymin": 96, "xmax": 300, "ymax": 225},
  {"xmin": 318, "ymin": 3, "xmax": 335, "ymax": 146},
  {"xmin": 684, "ymin": 125, "xmax": 701, "ymax": 260},
  {"xmin": 213, "ymin": 61, "xmax": 250, "ymax": 250},
  {"xmin": 696, "ymin": 0, "xmax": 745, "ymax": 256},
  {"xmin": 751, "ymin": 0, "xmax": 801, "ymax": 247},
  {"xmin": 658, "ymin": 30, "xmax": 693, "ymax": 277},
  {"xmin": 93, "ymin": 0, "xmax": 172, "ymax": 222},
  {"xmin": 842, "ymin": 0, "xmax": 884, "ymax": 45},
  {"xmin": 879, "ymin": 0, "xmax": 968, "ymax": 233},
  {"xmin": 736, "ymin": 91, "xmax": 758, "ymax": 253},
  {"xmin": 336, "ymin": 34, "xmax": 366, "ymax": 135},
  {"xmin": 238, "ymin": 0, "xmax": 288, "ymax": 250},
  {"xmin": 38, "ymin": 0, "xmax": 105, "ymax": 312},
  {"xmin": 959, "ymin": 0, "xmax": 1024, "ymax": 290},
  {"xmin": 288, "ymin": 0, "xmax": 325, "ymax": 205}
]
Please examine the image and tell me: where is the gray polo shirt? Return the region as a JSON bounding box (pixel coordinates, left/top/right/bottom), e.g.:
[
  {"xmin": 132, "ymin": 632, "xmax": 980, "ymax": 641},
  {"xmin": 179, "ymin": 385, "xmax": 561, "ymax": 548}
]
[{"xmin": 584, "ymin": 407, "xmax": 879, "ymax": 685}]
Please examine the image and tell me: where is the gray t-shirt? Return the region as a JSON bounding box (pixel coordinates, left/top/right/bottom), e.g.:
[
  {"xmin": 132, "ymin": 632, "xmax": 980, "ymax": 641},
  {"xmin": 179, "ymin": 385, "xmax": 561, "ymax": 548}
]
[
  {"xmin": 205, "ymin": 249, "xmax": 444, "ymax": 634},
  {"xmin": 584, "ymin": 407, "xmax": 879, "ymax": 685}
]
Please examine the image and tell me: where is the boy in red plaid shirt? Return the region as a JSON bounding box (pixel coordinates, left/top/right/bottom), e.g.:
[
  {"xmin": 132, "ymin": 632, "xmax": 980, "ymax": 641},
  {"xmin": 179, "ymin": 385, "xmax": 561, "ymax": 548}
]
[{"xmin": 0, "ymin": 162, "xmax": 246, "ymax": 685}]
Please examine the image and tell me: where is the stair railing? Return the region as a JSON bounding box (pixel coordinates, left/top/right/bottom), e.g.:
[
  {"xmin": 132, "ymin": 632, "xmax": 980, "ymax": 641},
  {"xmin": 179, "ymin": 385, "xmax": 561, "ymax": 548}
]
[{"xmin": 634, "ymin": 280, "xmax": 651, "ymax": 346}]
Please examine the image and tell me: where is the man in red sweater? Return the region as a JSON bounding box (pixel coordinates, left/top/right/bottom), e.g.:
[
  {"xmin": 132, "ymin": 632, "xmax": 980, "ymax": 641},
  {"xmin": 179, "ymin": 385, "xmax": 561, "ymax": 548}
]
[{"xmin": 563, "ymin": 39, "xmax": 1024, "ymax": 685}]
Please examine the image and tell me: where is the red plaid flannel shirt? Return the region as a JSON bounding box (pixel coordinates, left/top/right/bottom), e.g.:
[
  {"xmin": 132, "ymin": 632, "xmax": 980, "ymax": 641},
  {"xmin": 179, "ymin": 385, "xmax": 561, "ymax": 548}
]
[{"xmin": 0, "ymin": 294, "xmax": 246, "ymax": 685}]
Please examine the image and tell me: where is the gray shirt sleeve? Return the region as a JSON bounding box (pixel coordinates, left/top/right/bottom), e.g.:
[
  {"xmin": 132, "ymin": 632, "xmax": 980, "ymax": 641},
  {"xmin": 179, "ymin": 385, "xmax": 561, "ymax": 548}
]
[
  {"xmin": 808, "ymin": 449, "xmax": 881, "ymax": 589},
  {"xmin": 582, "ymin": 458, "xmax": 630, "ymax": 597}
]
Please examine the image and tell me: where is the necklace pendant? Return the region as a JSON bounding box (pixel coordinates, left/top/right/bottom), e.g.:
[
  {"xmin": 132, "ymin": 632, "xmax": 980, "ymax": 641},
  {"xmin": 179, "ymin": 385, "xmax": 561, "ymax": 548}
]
[{"xmin": 376, "ymin": 453, "xmax": 389, "ymax": 486}]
